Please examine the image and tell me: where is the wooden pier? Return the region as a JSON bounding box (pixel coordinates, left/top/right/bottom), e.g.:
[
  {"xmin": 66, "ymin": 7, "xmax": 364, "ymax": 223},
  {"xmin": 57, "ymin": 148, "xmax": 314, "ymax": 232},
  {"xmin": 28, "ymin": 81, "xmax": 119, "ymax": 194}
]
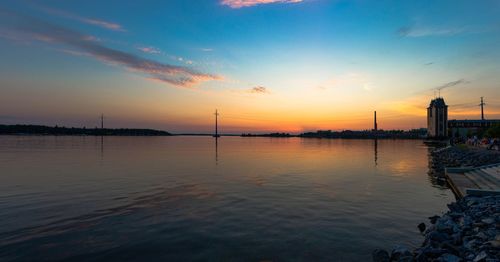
[{"xmin": 445, "ymin": 163, "xmax": 500, "ymax": 198}]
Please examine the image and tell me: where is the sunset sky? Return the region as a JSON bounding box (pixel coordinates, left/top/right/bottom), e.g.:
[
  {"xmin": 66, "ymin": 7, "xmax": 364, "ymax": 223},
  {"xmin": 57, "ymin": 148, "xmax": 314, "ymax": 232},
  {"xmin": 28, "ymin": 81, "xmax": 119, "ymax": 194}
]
[{"xmin": 1, "ymin": 0, "xmax": 499, "ymax": 133}]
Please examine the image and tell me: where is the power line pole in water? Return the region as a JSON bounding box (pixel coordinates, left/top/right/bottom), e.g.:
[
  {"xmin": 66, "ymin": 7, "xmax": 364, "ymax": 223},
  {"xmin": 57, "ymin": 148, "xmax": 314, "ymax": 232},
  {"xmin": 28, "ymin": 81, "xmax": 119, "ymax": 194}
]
[
  {"xmin": 214, "ymin": 109, "xmax": 220, "ymax": 138},
  {"xmin": 479, "ymin": 97, "xmax": 485, "ymax": 120}
]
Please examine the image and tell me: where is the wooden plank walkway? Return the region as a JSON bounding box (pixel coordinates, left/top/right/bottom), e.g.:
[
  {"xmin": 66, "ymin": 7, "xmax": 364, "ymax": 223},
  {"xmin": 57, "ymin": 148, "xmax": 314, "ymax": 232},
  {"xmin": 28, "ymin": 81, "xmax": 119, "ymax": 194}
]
[{"xmin": 445, "ymin": 163, "xmax": 500, "ymax": 198}]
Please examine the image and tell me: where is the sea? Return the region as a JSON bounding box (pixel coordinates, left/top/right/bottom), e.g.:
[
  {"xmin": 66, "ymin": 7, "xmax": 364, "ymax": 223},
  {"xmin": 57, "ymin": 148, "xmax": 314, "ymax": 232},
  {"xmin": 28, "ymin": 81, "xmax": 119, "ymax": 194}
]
[{"xmin": 0, "ymin": 136, "xmax": 454, "ymax": 261}]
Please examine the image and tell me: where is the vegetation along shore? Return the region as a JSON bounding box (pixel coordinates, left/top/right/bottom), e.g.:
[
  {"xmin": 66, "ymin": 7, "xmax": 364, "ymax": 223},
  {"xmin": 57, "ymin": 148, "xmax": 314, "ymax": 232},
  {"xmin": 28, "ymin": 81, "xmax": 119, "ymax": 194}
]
[{"xmin": 0, "ymin": 125, "xmax": 171, "ymax": 136}]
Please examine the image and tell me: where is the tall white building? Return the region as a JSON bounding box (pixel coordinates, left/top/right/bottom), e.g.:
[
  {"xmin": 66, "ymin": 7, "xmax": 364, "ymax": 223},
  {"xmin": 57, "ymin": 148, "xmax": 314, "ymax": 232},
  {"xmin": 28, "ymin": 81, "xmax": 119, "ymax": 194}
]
[{"xmin": 427, "ymin": 98, "xmax": 448, "ymax": 138}]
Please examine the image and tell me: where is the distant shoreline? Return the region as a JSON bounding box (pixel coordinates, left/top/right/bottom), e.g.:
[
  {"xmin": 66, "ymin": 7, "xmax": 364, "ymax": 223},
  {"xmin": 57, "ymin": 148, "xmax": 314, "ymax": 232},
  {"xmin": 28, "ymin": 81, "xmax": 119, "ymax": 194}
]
[
  {"xmin": 0, "ymin": 134, "xmax": 426, "ymax": 140},
  {"xmin": 0, "ymin": 124, "xmax": 428, "ymax": 139},
  {"xmin": 0, "ymin": 124, "xmax": 171, "ymax": 136}
]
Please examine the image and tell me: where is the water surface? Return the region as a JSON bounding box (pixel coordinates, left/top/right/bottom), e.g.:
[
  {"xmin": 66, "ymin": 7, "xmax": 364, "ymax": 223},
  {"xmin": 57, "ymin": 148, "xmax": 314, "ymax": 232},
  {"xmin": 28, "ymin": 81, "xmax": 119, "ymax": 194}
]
[{"xmin": 0, "ymin": 136, "xmax": 453, "ymax": 261}]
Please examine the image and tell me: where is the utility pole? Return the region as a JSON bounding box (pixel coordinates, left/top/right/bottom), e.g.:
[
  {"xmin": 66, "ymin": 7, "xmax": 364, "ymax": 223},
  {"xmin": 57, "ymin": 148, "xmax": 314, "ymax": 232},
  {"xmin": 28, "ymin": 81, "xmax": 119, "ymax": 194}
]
[
  {"xmin": 214, "ymin": 109, "xmax": 220, "ymax": 138},
  {"xmin": 101, "ymin": 114, "xmax": 104, "ymax": 129},
  {"xmin": 374, "ymin": 111, "xmax": 378, "ymax": 132},
  {"xmin": 479, "ymin": 97, "xmax": 485, "ymax": 120}
]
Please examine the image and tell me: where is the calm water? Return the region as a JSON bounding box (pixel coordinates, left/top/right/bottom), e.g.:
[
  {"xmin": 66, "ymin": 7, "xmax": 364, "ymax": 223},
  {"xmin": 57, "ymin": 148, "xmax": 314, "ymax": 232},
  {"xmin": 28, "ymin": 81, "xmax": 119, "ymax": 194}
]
[{"xmin": 0, "ymin": 136, "xmax": 453, "ymax": 261}]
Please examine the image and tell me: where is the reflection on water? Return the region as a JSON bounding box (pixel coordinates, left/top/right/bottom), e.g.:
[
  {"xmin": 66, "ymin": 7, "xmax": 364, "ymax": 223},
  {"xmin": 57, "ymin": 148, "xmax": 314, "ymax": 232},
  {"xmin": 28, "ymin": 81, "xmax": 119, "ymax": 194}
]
[
  {"xmin": 0, "ymin": 136, "xmax": 454, "ymax": 261},
  {"xmin": 100, "ymin": 135, "xmax": 104, "ymax": 160},
  {"xmin": 215, "ymin": 137, "xmax": 219, "ymax": 165},
  {"xmin": 426, "ymin": 147, "xmax": 450, "ymax": 190}
]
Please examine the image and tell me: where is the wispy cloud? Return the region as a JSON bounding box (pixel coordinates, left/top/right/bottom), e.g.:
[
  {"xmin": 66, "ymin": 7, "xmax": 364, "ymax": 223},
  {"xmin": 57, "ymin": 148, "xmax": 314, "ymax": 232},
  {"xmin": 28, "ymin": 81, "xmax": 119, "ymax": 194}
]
[
  {"xmin": 249, "ymin": 86, "xmax": 270, "ymax": 94},
  {"xmin": 200, "ymin": 48, "xmax": 213, "ymax": 52},
  {"xmin": 41, "ymin": 6, "xmax": 125, "ymax": 32},
  {"xmin": 397, "ymin": 26, "xmax": 466, "ymax": 37},
  {"xmin": 0, "ymin": 10, "xmax": 221, "ymax": 87},
  {"xmin": 221, "ymin": 0, "xmax": 302, "ymax": 8},
  {"xmin": 424, "ymin": 62, "xmax": 434, "ymax": 66},
  {"xmin": 59, "ymin": 49, "xmax": 89, "ymax": 57},
  {"xmin": 81, "ymin": 18, "xmax": 124, "ymax": 32},
  {"xmin": 436, "ymin": 79, "xmax": 469, "ymax": 90},
  {"xmin": 413, "ymin": 79, "xmax": 470, "ymax": 95},
  {"xmin": 137, "ymin": 46, "xmax": 162, "ymax": 54}
]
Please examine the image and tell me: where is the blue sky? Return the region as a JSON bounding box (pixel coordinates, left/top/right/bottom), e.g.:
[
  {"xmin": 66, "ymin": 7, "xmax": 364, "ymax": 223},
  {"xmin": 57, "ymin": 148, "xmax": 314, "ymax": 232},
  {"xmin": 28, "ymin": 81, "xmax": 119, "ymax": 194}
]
[{"xmin": 0, "ymin": 0, "xmax": 499, "ymax": 133}]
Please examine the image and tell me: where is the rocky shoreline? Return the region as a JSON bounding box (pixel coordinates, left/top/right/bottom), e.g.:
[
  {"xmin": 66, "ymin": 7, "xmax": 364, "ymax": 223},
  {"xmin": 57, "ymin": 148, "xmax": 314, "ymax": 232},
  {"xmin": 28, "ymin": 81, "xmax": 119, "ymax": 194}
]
[
  {"xmin": 373, "ymin": 146, "xmax": 500, "ymax": 262},
  {"xmin": 373, "ymin": 195, "xmax": 500, "ymax": 262},
  {"xmin": 429, "ymin": 146, "xmax": 500, "ymax": 180}
]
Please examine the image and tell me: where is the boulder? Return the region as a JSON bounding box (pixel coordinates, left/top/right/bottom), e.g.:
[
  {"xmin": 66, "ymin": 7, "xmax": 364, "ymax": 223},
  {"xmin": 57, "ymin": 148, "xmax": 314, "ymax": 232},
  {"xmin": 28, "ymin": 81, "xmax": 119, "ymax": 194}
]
[
  {"xmin": 372, "ymin": 249, "xmax": 390, "ymax": 262},
  {"xmin": 390, "ymin": 246, "xmax": 413, "ymax": 262},
  {"xmin": 418, "ymin": 223, "xmax": 426, "ymax": 233},
  {"xmin": 437, "ymin": 253, "xmax": 461, "ymax": 262}
]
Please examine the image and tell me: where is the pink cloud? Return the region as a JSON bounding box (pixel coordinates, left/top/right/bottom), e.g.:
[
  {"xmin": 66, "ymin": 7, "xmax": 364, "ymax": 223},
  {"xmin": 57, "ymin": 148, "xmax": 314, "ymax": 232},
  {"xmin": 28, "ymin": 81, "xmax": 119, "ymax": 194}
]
[
  {"xmin": 2, "ymin": 11, "xmax": 221, "ymax": 88},
  {"xmin": 79, "ymin": 18, "xmax": 125, "ymax": 32},
  {"xmin": 137, "ymin": 46, "xmax": 162, "ymax": 54},
  {"xmin": 221, "ymin": 0, "xmax": 302, "ymax": 8}
]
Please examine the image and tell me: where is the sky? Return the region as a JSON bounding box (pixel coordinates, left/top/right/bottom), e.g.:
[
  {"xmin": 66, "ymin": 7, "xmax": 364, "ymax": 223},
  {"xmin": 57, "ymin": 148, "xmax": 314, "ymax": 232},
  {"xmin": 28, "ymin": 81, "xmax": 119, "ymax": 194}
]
[{"xmin": 0, "ymin": 0, "xmax": 499, "ymax": 133}]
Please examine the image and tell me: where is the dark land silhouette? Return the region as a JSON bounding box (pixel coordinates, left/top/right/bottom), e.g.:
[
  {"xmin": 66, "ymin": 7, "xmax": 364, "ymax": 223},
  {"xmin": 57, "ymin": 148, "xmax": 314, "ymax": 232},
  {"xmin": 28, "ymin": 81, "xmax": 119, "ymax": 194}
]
[
  {"xmin": 0, "ymin": 124, "xmax": 171, "ymax": 136},
  {"xmin": 299, "ymin": 128, "xmax": 427, "ymax": 139}
]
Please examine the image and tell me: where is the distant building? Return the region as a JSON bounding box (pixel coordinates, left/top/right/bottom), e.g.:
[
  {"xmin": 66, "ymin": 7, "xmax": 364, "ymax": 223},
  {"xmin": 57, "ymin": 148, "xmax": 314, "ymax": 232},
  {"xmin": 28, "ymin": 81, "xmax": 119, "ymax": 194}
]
[
  {"xmin": 448, "ymin": 119, "xmax": 500, "ymax": 137},
  {"xmin": 427, "ymin": 98, "xmax": 448, "ymax": 138},
  {"xmin": 426, "ymin": 96, "xmax": 500, "ymax": 138}
]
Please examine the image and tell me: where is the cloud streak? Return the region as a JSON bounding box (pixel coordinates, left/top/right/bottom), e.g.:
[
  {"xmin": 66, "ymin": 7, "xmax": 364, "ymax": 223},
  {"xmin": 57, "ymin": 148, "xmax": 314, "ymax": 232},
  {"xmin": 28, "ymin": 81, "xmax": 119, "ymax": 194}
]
[
  {"xmin": 221, "ymin": 0, "xmax": 302, "ymax": 8},
  {"xmin": 0, "ymin": 10, "xmax": 221, "ymax": 87},
  {"xmin": 398, "ymin": 26, "xmax": 466, "ymax": 37},
  {"xmin": 249, "ymin": 86, "xmax": 270, "ymax": 94},
  {"xmin": 41, "ymin": 6, "xmax": 125, "ymax": 32},
  {"xmin": 436, "ymin": 79, "xmax": 469, "ymax": 90},
  {"xmin": 137, "ymin": 46, "xmax": 162, "ymax": 54}
]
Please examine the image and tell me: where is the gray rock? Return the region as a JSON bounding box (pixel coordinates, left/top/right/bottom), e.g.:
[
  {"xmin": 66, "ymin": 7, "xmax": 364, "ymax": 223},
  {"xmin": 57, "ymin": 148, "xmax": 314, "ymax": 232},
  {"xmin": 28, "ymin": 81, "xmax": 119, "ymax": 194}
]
[
  {"xmin": 464, "ymin": 239, "xmax": 479, "ymax": 250},
  {"xmin": 418, "ymin": 223, "xmax": 426, "ymax": 233},
  {"xmin": 448, "ymin": 212, "xmax": 463, "ymax": 219},
  {"xmin": 491, "ymin": 240, "xmax": 500, "ymax": 248},
  {"xmin": 420, "ymin": 247, "xmax": 446, "ymax": 258},
  {"xmin": 429, "ymin": 231, "xmax": 451, "ymax": 243},
  {"xmin": 397, "ymin": 256, "xmax": 413, "ymax": 262},
  {"xmin": 481, "ymin": 218, "xmax": 494, "ymax": 225},
  {"xmin": 438, "ymin": 253, "xmax": 461, "ymax": 262},
  {"xmin": 429, "ymin": 215, "xmax": 441, "ymax": 224},
  {"xmin": 441, "ymin": 241, "xmax": 461, "ymax": 255},
  {"xmin": 372, "ymin": 249, "xmax": 390, "ymax": 262},
  {"xmin": 384, "ymin": 194, "xmax": 500, "ymax": 262},
  {"xmin": 391, "ymin": 245, "xmax": 413, "ymax": 262},
  {"xmin": 473, "ymin": 250, "xmax": 488, "ymax": 262},
  {"xmin": 475, "ymin": 232, "xmax": 488, "ymax": 240}
]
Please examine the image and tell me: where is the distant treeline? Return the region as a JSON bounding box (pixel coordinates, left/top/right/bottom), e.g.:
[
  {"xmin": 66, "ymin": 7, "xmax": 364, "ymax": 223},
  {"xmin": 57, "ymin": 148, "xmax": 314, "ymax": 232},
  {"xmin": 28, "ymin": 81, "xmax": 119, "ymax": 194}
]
[
  {"xmin": 0, "ymin": 125, "xmax": 171, "ymax": 136},
  {"xmin": 299, "ymin": 129, "xmax": 427, "ymax": 139},
  {"xmin": 240, "ymin": 129, "xmax": 427, "ymax": 139}
]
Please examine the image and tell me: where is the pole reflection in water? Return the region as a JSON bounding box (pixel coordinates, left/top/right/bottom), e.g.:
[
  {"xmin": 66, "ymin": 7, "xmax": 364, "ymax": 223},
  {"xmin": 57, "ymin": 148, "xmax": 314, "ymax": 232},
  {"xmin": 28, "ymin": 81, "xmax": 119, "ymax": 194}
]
[
  {"xmin": 215, "ymin": 137, "xmax": 219, "ymax": 165},
  {"xmin": 100, "ymin": 136, "xmax": 104, "ymax": 161},
  {"xmin": 374, "ymin": 138, "xmax": 378, "ymax": 166}
]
